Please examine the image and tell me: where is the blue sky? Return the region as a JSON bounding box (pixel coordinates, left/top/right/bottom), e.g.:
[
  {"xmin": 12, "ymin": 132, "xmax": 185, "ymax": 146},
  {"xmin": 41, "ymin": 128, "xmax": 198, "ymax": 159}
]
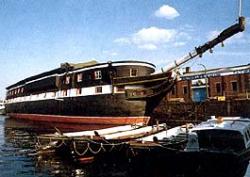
[{"xmin": 0, "ymin": 0, "xmax": 249, "ymax": 99}]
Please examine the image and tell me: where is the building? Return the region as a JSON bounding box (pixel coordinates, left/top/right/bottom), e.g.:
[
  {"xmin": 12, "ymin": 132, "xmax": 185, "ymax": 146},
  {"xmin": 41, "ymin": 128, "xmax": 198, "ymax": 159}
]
[{"xmin": 167, "ymin": 63, "xmax": 250, "ymax": 102}]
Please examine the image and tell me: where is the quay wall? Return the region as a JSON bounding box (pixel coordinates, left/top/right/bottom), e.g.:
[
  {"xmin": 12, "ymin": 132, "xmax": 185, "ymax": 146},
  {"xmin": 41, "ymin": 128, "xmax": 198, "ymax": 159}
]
[{"xmin": 151, "ymin": 99, "xmax": 250, "ymax": 127}]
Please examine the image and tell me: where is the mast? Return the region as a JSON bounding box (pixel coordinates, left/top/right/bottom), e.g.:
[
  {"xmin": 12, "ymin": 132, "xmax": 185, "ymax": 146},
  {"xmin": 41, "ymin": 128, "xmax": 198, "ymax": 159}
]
[{"xmin": 165, "ymin": 16, "xmax": 246, "ymax": 72}]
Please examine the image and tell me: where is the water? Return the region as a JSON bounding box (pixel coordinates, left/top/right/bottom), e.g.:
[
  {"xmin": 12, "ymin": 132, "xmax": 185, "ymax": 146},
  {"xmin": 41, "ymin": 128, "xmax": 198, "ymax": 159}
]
[{"xmin": 0, "ymin": 115, "xmax": 250, "ymax": 177}]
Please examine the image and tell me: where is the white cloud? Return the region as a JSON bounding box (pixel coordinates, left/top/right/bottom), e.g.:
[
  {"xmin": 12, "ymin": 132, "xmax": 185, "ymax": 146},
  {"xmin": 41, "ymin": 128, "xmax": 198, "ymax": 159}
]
[
  {"xmin": 155, "ymin": 5, "xmax": 180, "ymax": 20},
  {"xmin": 173, "ymin": 41, "xmax": 186, "ymax": 47},
  {"xmin": 113, "ymin": 26, "xmax": 195, "ymax": 50},
  {"xmin": 114, "ymin": 26, "xmax": 177, "ymax": 50},
  {"xmin": 177, "ymin": 32, "xmax": 192, "ymax": 41},
  {"xmin": 138, "ymin": 44, "xmax": 157, "ymax": 50},
  {"xmin": 132, "ymin": 27, "xmax": 177, "ymax": 45}
]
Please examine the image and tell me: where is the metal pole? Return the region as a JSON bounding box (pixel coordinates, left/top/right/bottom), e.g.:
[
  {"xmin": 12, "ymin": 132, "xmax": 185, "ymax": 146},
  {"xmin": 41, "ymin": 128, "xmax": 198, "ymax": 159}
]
[
  {"xmin": 198, "ymin": 64, "xmax": 209, "ymax": 99},
  {"xmin": 238, "ymin": 0, "xmax": 242, "ymax": 17}
]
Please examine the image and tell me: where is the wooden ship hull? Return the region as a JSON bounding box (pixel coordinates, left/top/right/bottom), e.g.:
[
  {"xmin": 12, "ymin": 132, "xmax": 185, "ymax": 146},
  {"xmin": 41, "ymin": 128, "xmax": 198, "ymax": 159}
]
[{"xmin": 5, "ymin": 61, "xmax": 174, "ymax": 125}]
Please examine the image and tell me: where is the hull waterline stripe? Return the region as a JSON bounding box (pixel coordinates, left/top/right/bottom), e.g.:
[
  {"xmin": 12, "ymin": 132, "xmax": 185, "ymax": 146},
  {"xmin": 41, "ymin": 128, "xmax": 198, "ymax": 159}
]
[{"xmin": 8, "ymin": 113, "xmax": 150, "ymax": 125}]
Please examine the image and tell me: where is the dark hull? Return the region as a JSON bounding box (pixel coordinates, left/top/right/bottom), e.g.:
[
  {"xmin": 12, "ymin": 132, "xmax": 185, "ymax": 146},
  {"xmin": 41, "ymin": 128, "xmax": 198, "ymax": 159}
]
[
  {"xmin": 129, "ymin": 147, "xmax": 249, "ymax": 177},
  {"xmin": 193, "ymin": 151, "xmax": 249, "ymax": 177},
  {"xmin": 5, "ymin": 94, "xmax": 150, "ymax": 125}
]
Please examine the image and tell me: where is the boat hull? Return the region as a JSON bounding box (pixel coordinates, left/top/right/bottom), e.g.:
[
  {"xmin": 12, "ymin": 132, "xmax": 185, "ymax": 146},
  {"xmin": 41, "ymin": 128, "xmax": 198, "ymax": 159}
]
[
  {"xmin": 7, "ymin": 113, "xmax": 149, "ymax": 125},
  {"xmin": 191, "ymin": 150, "xmax": 249, "ymax": 177},
  {"xmin": 5, "ymin": 94, "xmax": 150, "ymax": 125},
  {"xmin": 129, "ymin": 147, "xmax": 249, "ymax": 177},
  {"xmin": 6, "ymin": 94, "xmax": 148, "ymax": 116}
]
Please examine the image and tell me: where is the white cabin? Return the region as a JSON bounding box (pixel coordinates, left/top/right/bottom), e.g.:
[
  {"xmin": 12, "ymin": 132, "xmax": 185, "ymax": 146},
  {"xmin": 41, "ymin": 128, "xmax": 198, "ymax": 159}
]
[{"xmin": 186, "ymin": 117, "xmax": 250, "ymax": 152}]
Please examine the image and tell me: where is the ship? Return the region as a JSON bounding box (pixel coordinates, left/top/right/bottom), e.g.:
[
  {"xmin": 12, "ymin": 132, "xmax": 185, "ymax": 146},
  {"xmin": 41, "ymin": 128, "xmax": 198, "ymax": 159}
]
[{"xmin": 5, "ymin": 16, "xmax": 245, "ymax": 125}]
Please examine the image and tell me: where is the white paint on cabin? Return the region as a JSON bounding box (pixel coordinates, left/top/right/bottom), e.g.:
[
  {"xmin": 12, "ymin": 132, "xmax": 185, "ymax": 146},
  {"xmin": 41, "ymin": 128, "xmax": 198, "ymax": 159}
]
[{"xmin": 190, "ymin": 117, "xmax": 250, "ymax": 149}]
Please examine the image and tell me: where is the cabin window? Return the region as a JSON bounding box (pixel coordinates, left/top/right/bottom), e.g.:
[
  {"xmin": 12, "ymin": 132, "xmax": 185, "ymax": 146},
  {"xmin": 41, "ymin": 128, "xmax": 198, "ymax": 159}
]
[
  {"xmin": 216, "ymin": 82, "xmax": 221, "ymax": 94},
  {"xmin": 197, "ymin": 130, "xmax": 245, "ymax": 152},
  {"xmin": 183, "ymin": 86, "xmax": 188, "ymax": 95},
  {"xmin": 130, "ymin": 68, "xmax": 138, "ymax": 77},
  {"xmin": 95, "ymin": 86, "xmax": 102, "ymax": 93},
  {"xmin": 65, "ymin": 76, "xmax": 71, "ymax": 84},
  {"xmin": 21, "ymin": 88, "xmax": 24, "ymax": 93},
  {"xmin": 94, "ymin": 70, "xmax": 102, "ymax": 80},
  {"xmin": 76, "ymin": 88, "xmax": 82, "ymax": 95},
  {"xmin": 77, "ymin": 73, "xmax": 83, "ymax": 82}
]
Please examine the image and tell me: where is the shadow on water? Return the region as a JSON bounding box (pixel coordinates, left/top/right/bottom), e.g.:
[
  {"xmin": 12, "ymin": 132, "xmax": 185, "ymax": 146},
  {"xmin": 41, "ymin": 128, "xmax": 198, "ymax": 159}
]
[{"xmin": 0, "ymin": 116, "xmax": 249, "ymax": 177}]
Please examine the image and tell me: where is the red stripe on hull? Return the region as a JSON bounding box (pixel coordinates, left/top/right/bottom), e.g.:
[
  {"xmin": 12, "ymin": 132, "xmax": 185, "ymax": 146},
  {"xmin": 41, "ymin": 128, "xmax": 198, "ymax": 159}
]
[{"xmin": 7, "ymin": 113, "xmax": 150, "ymax": 125}]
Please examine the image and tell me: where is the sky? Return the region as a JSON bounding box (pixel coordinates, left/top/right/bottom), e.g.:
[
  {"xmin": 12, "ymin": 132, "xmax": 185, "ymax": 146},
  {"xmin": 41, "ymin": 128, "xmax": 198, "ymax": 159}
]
[{"xmin": 0, "ymin": 0, "xmax": 249, "ymax": 99}]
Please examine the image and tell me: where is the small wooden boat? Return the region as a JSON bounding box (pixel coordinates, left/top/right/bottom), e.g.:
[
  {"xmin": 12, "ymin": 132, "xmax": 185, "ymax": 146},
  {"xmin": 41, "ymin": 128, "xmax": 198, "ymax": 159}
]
[{"xmin": 36, "ymin": 123, "xmax": 167, "ymax": 163}]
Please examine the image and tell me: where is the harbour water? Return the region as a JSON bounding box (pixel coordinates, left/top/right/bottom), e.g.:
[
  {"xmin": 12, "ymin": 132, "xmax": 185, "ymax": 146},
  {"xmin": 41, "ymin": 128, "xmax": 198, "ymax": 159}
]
[{"xmin": 0, "ymin": 115, "xmax": 250, "ymax": 177}]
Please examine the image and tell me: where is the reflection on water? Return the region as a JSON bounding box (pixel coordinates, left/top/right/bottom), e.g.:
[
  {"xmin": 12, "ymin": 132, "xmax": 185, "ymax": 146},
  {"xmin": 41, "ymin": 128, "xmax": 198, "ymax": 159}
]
[{"xmin": 0, "ymin": 115, "xmax": 249, "ymax": 177}]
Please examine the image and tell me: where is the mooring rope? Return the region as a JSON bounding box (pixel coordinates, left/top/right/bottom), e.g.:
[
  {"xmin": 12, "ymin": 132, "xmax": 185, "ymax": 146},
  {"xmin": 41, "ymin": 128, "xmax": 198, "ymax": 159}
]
[
  {"xmin": 52, "ymin": 140, "xmax": 66, "ymax": 148},
  {"xmin": 73, "ymin": 141, "xmax": 89, "ymax": 156},
  {"xmin": 88, "ymin": 143, "xmax": 104, "ymax": 154}
]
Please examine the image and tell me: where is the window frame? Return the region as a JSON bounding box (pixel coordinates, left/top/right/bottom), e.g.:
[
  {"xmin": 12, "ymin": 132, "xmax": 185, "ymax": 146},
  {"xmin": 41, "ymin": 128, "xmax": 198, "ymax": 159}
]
[
  {"xmin": 77, "ymin": 73, "xmax": 83, "ymax": 82},
  {"xmin": 183, "ymin": 85, "xmax": 188, "ymax": 95},
  {"xmin": 130, "ymin": 68, "xmax": 138, "ymax": 77},
  {"xmin": 95, "ymin": 86, "xmax": 102, "ymax": 93},
  {"xmin": 231, "ymin": 81, "xmax": 238, "ymax": 92},
  {"xmin": 215, "ymin": 82, "xmax": 222, "ymax": 94}
]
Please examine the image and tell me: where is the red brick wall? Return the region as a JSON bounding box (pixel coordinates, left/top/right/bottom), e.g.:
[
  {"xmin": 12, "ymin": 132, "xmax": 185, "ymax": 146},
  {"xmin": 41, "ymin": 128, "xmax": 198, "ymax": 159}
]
[{"xmin": 166, "ymin": 73, "xmax": 250, "ymax": 100}]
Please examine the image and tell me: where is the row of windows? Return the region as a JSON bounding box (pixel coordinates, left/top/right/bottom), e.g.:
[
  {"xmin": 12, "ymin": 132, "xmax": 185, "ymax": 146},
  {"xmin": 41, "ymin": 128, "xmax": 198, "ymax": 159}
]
[
  {"xmin": 6, "ymin": 86, "xmax": 128, "ymax": 104},
  {"xmin": 171, "ymin": 86, "xmax": 188, "ymax": 95},
  {"xmin": 64, "ymin": 68, "xmax": 139, "ymax": 85},
  {"xmin": 62, "ymin": 87, "xmax": 103, "ymax": 96},
  {"xmin": 7, "ymin": 86, "xmax": 105, "ymax": 103},
  {"xmin": 65, "ymin": 70, "xmax": 103, "ymax": 85},
  {"xmin": 171, "ymin": 81, "xmax": 240, "ymax": 96},
  {"xmin": 215, "ymin": 81, "xmax": 238, "ymax": 93},
  {"xmin": 8, "ymin": 68, "xmax": 139, "ymax": 96},
  {"xmin": 7, "ymin": 87, "xmax": 24, "ymax": 96}
]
